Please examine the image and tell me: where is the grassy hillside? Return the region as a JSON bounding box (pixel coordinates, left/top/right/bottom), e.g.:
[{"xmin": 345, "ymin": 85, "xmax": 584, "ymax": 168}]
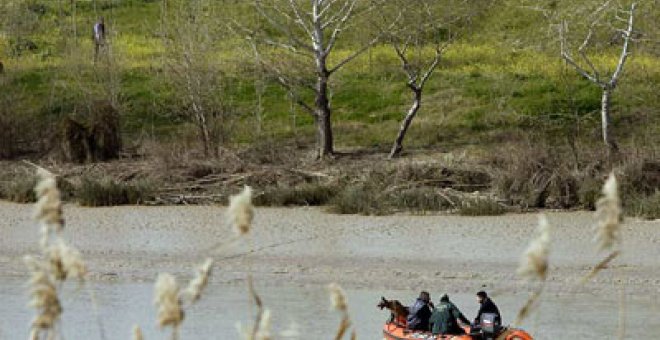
[
  {"xmin": 0, "ymin": 0, "xmax": 658, "ymax": 216},
  {"xmin": 1, "ymin": 0, "xmax": 658, "ymax": 150}
]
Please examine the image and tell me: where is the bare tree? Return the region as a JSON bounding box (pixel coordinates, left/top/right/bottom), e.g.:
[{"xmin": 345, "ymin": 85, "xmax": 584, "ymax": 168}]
[
  {"xmin": 559, "ymin": 1, "xmax": 638, "ymax": 156},
  {"xmin": 160, "ymin": 0, "xmax": 227, "ymax": 156},
  {"xmin": 247, "ymin": 0, "xmax": 391, "ymax": 158},
  {"xmin": 381, "ymin": 0, "xmax": 462, "ymax": 158}
]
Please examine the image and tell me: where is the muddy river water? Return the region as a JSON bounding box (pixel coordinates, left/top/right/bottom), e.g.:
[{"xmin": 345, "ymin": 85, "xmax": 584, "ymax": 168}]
[{"xmin": 0, "ymin": 203, "xmax": 658, "ymax": 339}]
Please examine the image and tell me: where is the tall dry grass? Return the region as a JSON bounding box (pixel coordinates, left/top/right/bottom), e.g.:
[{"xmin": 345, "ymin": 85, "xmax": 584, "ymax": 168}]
[
  {"xmin": 152, "ymin": 258, "xmax": 214, "ymax": 339},
  {"xmin": 228, "ymin": 186, "xmax": 255, "ymax": 236},
  {"xmin": 25, "ymin": 167, "xmax": 90, "ymax": 340},
  {"xmin": 152, "ymin": 186, "xmax": 255, "ymax": 339},
  {"xmin": 514, "ymin": 215, "xmax": 552, "ymax": 326},
  {"xmin": 581, "ymin": 173, "xmax": 623, "ymax": 282},
  {"xmin": 328, "ymin": 283, "xmax": 356, "ymax": 340}
]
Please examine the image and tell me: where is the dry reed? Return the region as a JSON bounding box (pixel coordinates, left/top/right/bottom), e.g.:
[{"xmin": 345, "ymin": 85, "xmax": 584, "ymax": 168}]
[
  {"xmin": 514, "ymin": 215, "xmax": 552, "ymax": 326},
  {"xmin": 513, "ymin": 289, "xmax": 542, "ymax": 327},
  {"xmin": 237, "ymin": 276, "xmax": 271, "ymax": 340},
  {"xmin": 183, "ymin": 258, "xmax": 213, "ymax": 304},
  {"xmin": 255, "ymin": 309, "xmax": 272, "ymax": 340},
  {"xmin": 580, "ymin": 250, "xmax": 621, "ymax": 284},
  {"xmin": 594, "ymin": 173, "xmax": 622, "ymax": 251},
  {"xmin": 47, "ymin": 240, "xmax": 87, "ymax": 281},
  {"xmin": 328, "ymin": 283, "xmax": 356, "ymax": 340},
  {"xmin": 25, "ymin": 256, "xmax": 62, "ymax": 339},
  {"xmin": 517, "ymin": 215, "xmax": 552, "ymax": 281},
  {"xmin": 581, "ymin": 173, "xmax": 623, "ymax": 283},
  {"xmin": 33, "ymin": 168, "xmax": 64, "ymax": 247},
  {"xmin": 133, "ymin": 325, "xmax": 144, "ymax": 340},
  {"xmin": 26, "ymin": 167, "xmax": 90, "ymax": 340},
  {"xmin": 154, "ymin": 273, "xmax": 184, "ymax": 330},
  {"xmin": 228, "ymin": 186, "xmax": 254, "ymax": 236}
]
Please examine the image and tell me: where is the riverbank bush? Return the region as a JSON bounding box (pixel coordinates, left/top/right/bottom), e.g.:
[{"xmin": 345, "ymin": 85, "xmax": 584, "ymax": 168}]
[{"xmin": 77, "ymin": 177, "xmax": 154, "ymax": 206}]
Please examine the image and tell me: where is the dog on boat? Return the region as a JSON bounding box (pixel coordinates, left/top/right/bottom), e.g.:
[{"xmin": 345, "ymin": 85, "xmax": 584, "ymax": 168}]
[{"xmin": 377, "ymin": 297, "xmax": 409, "ymax": 325}]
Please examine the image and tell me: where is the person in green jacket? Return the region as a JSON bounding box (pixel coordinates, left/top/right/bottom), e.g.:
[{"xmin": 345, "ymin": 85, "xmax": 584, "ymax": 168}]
[{"xmin": 429, "ymin": 294, "xmax": 471, "ymax": 335}]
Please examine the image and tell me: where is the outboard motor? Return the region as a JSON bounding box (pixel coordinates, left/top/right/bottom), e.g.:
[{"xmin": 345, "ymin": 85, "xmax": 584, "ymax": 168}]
[{"xmin": 479, "ymin": 313, "xmax": 501, "ymax": 340}]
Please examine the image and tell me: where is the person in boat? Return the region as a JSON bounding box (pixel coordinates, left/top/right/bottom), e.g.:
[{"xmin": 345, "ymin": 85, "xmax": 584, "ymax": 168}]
[
  {"xmin": 473, "ymin": 291, "xmax": 501, "ymax": 326},
  {"xmin": 429, "ymin": 294, "xmax": 470, "ymax": 335},
  {"xmin": 406, "ymin": 291, "xmax": 434, "ymax": 331}
]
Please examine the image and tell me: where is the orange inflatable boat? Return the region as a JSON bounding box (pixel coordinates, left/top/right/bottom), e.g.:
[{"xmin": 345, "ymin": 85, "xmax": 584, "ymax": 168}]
[{"xmin": 382, "ymin": 322, "xmax": 533, "ymax": 340}]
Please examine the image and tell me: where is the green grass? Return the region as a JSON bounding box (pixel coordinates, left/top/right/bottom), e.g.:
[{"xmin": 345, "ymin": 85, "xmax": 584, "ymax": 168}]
[{"xmin": 0, "ymin": 0, "xmax": 658, "ymax": 154}]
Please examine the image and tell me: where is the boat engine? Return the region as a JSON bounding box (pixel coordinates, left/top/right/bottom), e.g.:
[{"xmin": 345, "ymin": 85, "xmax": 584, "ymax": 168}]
[{"xmin": 478, "ymin": 313, "xmax": 501, "ymax": 340}]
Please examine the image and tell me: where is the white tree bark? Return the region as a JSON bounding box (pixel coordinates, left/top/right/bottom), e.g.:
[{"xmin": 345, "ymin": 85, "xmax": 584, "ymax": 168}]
[
  {"xmin": 251, "ymin": 0, "xmax": 390, "ymax": 158},
  {"xmin": 386, "ymin": 1, "xmax": 453, "ymax": 158},
  {"xmin": 560, "ymin": 2, "xmax": 636, "ymax": 155}
]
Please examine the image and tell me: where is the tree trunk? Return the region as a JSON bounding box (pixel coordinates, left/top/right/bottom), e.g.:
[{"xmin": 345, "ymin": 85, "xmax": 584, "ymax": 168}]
[
  {"xmin": 193, "ymin": 104, "xmax": 211, "ymax": 156},
  {"xmin": 389, "ymin": 88, "xmax": 422, "ymax": 158},
  {"xmin": 315, "ymin": 72, "xmax": 333, "ymax": 158},
  {"xmin": 600, "ymin": 86, "xmax": 618, "ymax": 157}
]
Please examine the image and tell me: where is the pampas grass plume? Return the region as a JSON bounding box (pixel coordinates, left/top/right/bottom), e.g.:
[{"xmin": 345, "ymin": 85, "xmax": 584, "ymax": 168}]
[
  {"xmin": 517, "ymin": 214, "xmax": 552, "ymax": 281},
  {"xmin": 24, "ymin": 256, "xmax": 62, "ymax": 333},
  {"xmin": 184, "ymin": 258, "xmax": 213, "ymax": 303},
  {"xmin": 595, "ymin": 173, "xmax": 622, "ymax": 251},
  {"xmin": 133, "ymin": 325, "xmax": 144, "ymax": 340},
  {"xmin": 154, "ymin": 273, "xmax": 184, "ymax": 328},
  {"xmin": 228, "ymin": 186, "xmax": 254, "ymax": 236},
  {"xmin": 48, "ymin": 240, "xmax": 87, "ymax": 281},
  {"xmin": 33, "ymin": 168, "xmax": 64, "ymax": 246},
  {"xmin": 328, "ymin": 282, "xmax": 348, "ymax": 312},
  {"xmin": 256, "ymin": 309, "xmax": 272, "ymax": 340}
]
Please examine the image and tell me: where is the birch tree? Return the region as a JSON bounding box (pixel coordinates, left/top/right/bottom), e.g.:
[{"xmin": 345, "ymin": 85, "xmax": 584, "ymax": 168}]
[
  {"xmin": 248, "ymin": 0, "xmax": 391, "ymax": 158},
  {"xmin": 559, "ymin": 1, "xmax": 638, "ymax": 156}
]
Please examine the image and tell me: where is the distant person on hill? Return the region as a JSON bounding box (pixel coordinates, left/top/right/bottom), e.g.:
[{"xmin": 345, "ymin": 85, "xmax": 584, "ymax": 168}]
[
  {"xmin": 0, "ymin": 60, "xmax": 4, "ymax": 74},
  {"xmin": 474, "ymin": 291, "xmax": 501, "ymax": 326},
  {"xmin": 407, "ymin": 291, "xmax": 434, "ymax": 331},
  {"xmin": 93, "ymin": 17, "xmax": 106, "ymax": 62}
]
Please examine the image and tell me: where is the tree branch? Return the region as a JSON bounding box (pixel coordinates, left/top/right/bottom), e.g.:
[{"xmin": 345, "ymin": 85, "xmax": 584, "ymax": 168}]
[
  {"xmin": 578, "ymin": 28, "xmax": 600, "ymax": 81},
  {"xmin": 288, "ymin": 0, "xmax": 314, "ymax": 39},
  {"xmin": 324, "ymin": 0, "xmax": 358, "ymax": 54},
  {"xmin": 419, "ymin": 40, "xmax": 450, "ymax": 89},
  {"xmin": 559, "ymin": 21, "xmax": 603, "ymax": 86},
  {"xmin": 254, "ymin": 0, "xmax": 312, "ymax": 51},
  {"xmin": 610, "ymin": 2, "xmax": 636, "ymax": 87},
  {"xmin": 249, "ymin": 39, "xmax": 316, "ymax": 116}
]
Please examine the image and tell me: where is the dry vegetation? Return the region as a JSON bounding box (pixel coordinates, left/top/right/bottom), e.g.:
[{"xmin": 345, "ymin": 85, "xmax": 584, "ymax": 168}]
[{"xmin": 1, "ymin": 141, "xmax": 657, "ymax": 220}]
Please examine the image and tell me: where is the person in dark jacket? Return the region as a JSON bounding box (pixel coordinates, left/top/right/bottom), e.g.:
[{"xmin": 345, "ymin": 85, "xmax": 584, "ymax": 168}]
[
  {"xmin": 93, "ymin": 17, "xmax": 106, "ymax": 62},
  {"xmin": 429, "ymin": 294, "xmax": 470, "ymax": 335},
  {"xmin": 407, "ymin": 291, "xmax": 433, "ymax": 331},
  {"xmin": 474, "ymin": 291, "xmax": 501, "ymax": 325}
]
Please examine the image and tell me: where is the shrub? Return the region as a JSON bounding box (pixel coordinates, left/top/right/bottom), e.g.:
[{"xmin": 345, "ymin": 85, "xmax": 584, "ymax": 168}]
[
  {"xmin": 1, "ymin": 176, "xmax": 37, "ymax": 203},
  {"xmin": 457, "ymin": 197, "xmax": 507, "ymax": 216},
  {"xmin": 255, "ymin": 183, "xmax": 338, "ymax": 206},
  {"xmin": 328, "ymin": 184, "xmax": 388, "ymax": 215},
  {"xmin": 77, "ymin": 177, "xmax": 154, "ymax": 206},
  {"xmin": 625, "ymin": 191, "xmax": 660, "ymax": 220},
  {"xmin": 386, "ymin": 187, "xmax": 455, "ymax": 213},
  {"xmin": 578, "ymin": 176, "xmax": 602, "ymax": 210}
]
